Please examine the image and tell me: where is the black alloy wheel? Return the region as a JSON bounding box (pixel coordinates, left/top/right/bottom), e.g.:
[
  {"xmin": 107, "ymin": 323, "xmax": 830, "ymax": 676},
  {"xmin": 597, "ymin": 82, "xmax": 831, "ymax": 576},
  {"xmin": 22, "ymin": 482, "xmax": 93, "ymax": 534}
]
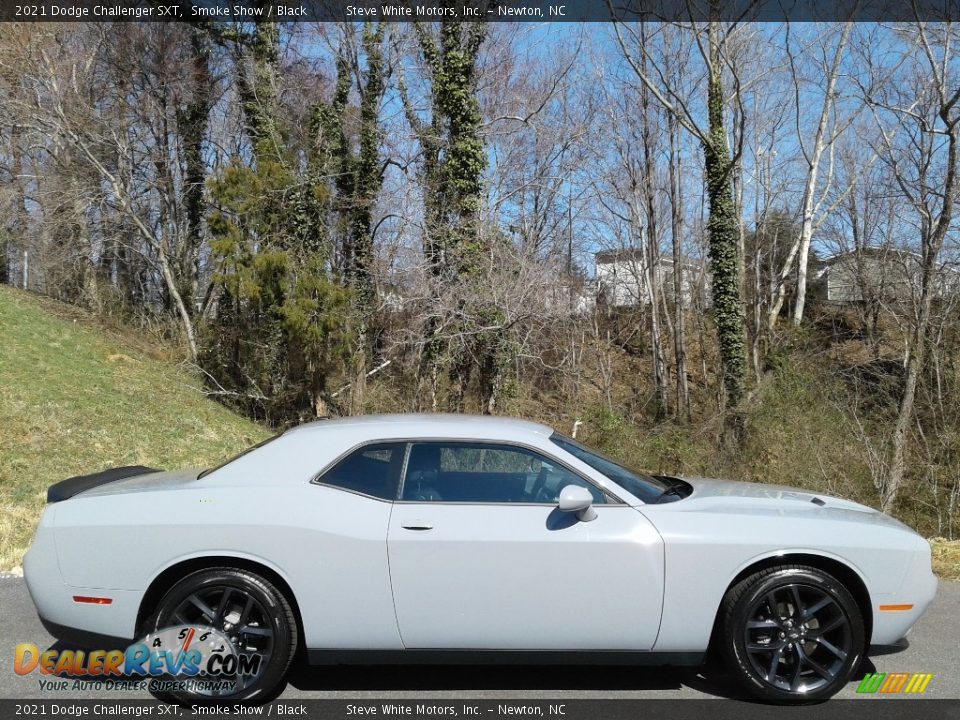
[
  {"xmin": 144, "ymin": 567, "xmax": 297, "ymax": 704},
  {"xmin": 720, "ymin": 565, "xmax": 865, "ymax": 703}
]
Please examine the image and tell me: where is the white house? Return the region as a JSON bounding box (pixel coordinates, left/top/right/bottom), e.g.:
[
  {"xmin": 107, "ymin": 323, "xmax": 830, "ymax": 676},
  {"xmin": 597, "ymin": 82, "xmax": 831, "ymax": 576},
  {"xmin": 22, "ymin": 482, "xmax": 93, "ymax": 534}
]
[
  {"xmin": 814, "ymin": 248, "xmax": 960, "ymax": 305},
  {"xmin": 595, "ymin": 249, "xmax": 709, "ymax": 309}
]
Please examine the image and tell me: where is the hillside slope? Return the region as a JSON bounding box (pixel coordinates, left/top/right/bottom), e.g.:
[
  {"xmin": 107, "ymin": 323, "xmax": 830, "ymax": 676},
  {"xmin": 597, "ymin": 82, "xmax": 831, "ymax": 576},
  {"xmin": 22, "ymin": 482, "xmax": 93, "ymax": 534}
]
[
  {"xmin": 0, "ymin": 286, "xmax": 269, "ymax": 570},
  {"xmin": 1, "ymin": 285, "xmax": 957, "ymax": 580}
]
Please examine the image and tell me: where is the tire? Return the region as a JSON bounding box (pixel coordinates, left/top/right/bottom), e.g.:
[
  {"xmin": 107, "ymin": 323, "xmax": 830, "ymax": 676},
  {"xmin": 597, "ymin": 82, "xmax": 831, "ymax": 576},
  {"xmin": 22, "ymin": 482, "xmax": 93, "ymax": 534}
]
[
  {"xmin": 143, "ymin": 567, "xmax": 298, "ymax": 704},
  {"xmin": 718, "ymin": 564, "xmax": 865, "ymax": 703}
]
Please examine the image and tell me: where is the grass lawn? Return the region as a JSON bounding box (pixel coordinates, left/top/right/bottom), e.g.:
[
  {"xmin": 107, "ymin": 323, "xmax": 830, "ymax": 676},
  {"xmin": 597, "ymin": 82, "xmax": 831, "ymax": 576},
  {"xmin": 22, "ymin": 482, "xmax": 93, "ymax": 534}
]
[
  {"xmin": 931, "ymin": 538, "xmax": 960, "ymax": 581},
  {"xmin": 0, "ymin": 286, "xmax": 269, "ymax": 570}
]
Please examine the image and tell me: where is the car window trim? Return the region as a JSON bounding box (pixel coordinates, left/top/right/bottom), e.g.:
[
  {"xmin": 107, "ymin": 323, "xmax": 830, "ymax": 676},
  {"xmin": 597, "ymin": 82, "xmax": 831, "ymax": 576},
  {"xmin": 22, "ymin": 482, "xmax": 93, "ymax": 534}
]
[
  {"xmin": 310, "ymin": 437, "xmax": 627, "ymax": 506},
  {"xmin": 396, "ymin": 442, "xmax": 413, "ymax": 501},
  {"xmin": 311, "ymin": 482, "xmax": 394, "ymax": 504},
  {"xmin": 394, "ymin": 438, "xmax": 626, "ymax": 506}
]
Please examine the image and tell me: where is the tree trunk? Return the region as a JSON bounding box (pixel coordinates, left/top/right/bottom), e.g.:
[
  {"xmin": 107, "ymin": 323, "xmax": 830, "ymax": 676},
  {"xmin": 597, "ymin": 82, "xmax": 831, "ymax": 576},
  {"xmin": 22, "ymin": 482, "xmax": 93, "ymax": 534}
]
[
  {"xmin": 235, "ymin": 21, "xmax": 282, "ymax": 162},
  {"xmin": 178, "ymin": 28, "xmax": 213, "ymax": 312},
  {"xmin": 790, "ymin": 25, "xmax": 853, "ymax": 327},
  {"xmin": 406, "ymin": 22, "xmax": 488, "ymax": 411},
  {"xmin": 704, "ymin": 20, "xmax": 747, "ymax": 411},
  {"xmin": 347, "ymin": 23, "xmax": 387, "ymax": 414},
  {"xmin": 639, "ymin": 53, "xmax": 669, "ymax": 418},
  {"xmin": 883, "ymin": 279, "xmax": 934, "ymax": 513},
  {"xmin": 768, "ymin": 24, "xmax": 852, "ymax": 329},
  {"xmin": 668, "ymin": 114, "xmax": 691, "ymax": 420},
  {"xmin": 158, "ymin": 243, "xmax": 199, "ymax": 360},
  {"xmin": 3, "ymin": 124, "xmax": 27, "ymax": 285}
]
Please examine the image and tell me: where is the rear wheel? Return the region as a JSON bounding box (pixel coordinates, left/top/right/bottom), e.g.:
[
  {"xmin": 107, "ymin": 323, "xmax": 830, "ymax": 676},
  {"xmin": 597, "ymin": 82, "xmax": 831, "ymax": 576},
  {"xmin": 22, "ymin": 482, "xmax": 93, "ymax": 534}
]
[
  {"xmin": 719, "ymin": 565, "xmax": 865, "ymax": 703},
  {"xmin": 144, "ymin": 568, "xmax": 297, "ymax": 704}
]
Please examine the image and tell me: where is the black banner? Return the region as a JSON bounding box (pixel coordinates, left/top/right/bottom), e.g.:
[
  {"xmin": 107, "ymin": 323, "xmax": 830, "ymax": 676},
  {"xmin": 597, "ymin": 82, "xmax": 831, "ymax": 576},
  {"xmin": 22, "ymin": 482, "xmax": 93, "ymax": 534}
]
[
  {"xmin": 4, "ymin": 0, "xmax": 960, "ymax": 23},
  {"xmin": 1, "ymin": 700, "xmax": 959, "ymax": 720}
]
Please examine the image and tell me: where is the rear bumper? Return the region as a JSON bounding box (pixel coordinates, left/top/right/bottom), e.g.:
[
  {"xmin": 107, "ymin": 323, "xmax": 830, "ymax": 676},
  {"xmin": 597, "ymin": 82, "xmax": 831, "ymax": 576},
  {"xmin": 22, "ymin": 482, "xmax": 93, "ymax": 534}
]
[
  {"xmin": 38, "ymin": 615, "xmax": 134, "ymax": 649},
  {"xmin": 24, "ymin": 506, "xmax": 143, "ymax": 644}
]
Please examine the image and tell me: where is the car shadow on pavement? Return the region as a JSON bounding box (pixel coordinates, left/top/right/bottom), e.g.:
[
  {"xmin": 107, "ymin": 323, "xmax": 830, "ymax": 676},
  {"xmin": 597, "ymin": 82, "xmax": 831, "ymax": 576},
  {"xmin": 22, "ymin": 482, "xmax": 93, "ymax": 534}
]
[
  {"xmin": 286, "ymin": 649, "xmax": 901, "ymax": 700},
  {"xmin": 45, "ymin": 639, "xmax": 897, "ymax": 702},
  {"xmin": 41, "ymin": 635, "xmax": 745, "ymax": 700},
  {"xmin": 286, "ymin": 660, "xmax": 750, "ymax": 699}
]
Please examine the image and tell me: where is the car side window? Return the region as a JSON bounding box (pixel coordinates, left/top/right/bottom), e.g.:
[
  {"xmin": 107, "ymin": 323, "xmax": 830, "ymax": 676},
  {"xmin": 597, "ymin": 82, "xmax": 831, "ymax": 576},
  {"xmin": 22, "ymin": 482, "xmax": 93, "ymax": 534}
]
[
  {"xmin": 400, "ymin": 442, "xmax": 606, "ymax": 505},
  {"xmin": 315, "ymin": 442, "xmax": 406, "ymax": 500}
]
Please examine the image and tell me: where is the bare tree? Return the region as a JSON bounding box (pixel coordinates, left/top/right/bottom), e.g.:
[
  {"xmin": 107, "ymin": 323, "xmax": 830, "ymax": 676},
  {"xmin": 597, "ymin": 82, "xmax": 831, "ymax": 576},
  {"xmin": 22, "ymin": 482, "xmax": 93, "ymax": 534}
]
[
  {"xmin": 2, "ymin": 26, "xmax": 203, "ymax": 356},
  {"xmin": 764, "ymin": 23, "xmax": 857, "ymax": 328},
  {"xmin": 612, "ymin": 13, "xmax": 750, "ymax": 415},
  {"xmin": 667, "ymin": 112, "xmax": 691, "ymax": 419},
  {"xmin": 590, "ymin": 48, "xmax": 672, "ymax": 418},
  {"xmin": 860, "ymin": 23, "xmax": 960, "ymax": 512}
]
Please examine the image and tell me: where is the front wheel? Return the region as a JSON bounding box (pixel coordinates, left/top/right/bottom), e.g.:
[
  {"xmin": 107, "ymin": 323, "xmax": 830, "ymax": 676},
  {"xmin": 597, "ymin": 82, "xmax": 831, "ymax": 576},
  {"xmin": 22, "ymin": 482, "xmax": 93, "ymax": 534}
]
[
  {"xmin": 144, "ymin": 567, "xmax": 297, "ymax": 704},
  {"xmin": 719, "ymin": 565, "xmax": 865, "ymax": 703}
]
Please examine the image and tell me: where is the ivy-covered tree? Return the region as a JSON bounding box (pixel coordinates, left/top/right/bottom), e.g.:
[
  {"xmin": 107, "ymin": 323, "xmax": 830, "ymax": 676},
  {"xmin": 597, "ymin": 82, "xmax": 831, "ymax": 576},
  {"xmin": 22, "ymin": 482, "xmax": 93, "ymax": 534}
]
[
  {"xmin": 402, "ymin": 20, "xmax": 510, "ymax": 412},
  {"xmin": 315, "ymin": 23, "xmax": 389, "ymax": 414},
  {"xmin": 703, "ymin": 18, "xmax": 747, "ymax": 410},
  {"xmin": 177, "ymin": 27, "xmax": 214, "ymax": 315},
  {"xmin": 613, "ymin": 11, "xmax": 748, "ymax": 418}
]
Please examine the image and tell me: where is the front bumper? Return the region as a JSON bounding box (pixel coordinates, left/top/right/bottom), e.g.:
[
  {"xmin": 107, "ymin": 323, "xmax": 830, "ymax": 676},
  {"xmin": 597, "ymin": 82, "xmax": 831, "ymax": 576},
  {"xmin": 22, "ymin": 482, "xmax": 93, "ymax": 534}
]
[{"xmin": 870, "ymin": 543, "xmax": 938, "ymax": 645}]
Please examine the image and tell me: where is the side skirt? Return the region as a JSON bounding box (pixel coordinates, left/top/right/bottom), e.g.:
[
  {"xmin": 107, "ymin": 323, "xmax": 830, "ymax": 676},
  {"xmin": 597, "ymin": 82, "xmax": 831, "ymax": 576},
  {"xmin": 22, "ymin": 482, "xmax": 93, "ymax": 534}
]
[{"xmin": 307, "ymin": 650, "xmax": 705, "ymax": 667}]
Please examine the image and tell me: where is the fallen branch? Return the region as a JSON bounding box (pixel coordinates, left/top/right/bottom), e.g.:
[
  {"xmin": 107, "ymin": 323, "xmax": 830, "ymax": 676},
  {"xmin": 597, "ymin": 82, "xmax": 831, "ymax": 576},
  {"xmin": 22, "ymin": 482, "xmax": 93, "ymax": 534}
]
[{"xmin": 331, "ymin": 359, "xmax": 392, "ymax": 399}]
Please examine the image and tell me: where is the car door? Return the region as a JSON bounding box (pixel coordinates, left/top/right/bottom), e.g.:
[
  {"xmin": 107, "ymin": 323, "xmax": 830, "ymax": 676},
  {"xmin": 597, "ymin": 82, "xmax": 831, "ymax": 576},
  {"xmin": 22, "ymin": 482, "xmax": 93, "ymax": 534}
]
[
  {"xmin": 301, "ymin": 441, "xmax": 409, "ymax": 650},
  {"xmin": 387, "ymin": 441, "xmax": 664, "ymax": 650}
]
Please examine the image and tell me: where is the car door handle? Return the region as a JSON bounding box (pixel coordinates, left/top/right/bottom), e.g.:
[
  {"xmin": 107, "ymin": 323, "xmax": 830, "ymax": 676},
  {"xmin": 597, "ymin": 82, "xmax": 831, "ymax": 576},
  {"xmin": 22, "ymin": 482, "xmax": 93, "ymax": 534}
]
[{"xmin": 401, "ymin": 521, "xmax": 433, "ymax": 531}]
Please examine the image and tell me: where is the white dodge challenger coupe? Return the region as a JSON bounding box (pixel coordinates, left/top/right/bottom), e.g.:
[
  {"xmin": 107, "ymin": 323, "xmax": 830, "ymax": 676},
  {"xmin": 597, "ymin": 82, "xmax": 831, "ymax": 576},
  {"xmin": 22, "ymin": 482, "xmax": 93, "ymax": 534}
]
[{"xmin": 25, "ymin": 414, "xmax": 936, "ymax": 704}]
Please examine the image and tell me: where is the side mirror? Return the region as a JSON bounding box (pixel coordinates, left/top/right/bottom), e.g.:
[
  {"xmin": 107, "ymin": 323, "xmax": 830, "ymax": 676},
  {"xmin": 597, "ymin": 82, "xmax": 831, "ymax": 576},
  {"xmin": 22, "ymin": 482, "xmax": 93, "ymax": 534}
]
[{"xmin": 558, "ymin": 485, "xmax": 597, "ymax": 522}]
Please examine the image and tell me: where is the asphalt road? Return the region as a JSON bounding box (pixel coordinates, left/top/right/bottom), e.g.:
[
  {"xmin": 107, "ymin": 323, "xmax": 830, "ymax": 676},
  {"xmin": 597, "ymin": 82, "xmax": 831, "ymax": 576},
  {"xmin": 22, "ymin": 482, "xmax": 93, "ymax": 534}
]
[{"xmin": 1, "ymin": 577, "xmax": 956, "ymax": 701}]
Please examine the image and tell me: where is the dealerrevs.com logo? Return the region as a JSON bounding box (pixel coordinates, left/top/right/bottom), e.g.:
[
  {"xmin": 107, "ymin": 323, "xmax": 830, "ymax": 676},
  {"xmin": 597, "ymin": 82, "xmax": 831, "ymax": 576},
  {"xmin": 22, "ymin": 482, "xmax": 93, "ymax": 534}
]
[{"xmin": 14, "ymin": 625, "xmax": 263, "ymax": 694}]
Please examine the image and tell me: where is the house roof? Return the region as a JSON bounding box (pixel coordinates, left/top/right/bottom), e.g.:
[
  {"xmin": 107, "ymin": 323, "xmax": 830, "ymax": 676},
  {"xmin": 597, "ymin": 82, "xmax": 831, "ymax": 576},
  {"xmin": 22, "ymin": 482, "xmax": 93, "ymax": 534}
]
[
  {"xmin": 820, "ymin": 247, "xmax": 960, "ymax": 273},
  {"xmin": 595, "ymin": 249, "xmax": 704, "ymax": 267}
]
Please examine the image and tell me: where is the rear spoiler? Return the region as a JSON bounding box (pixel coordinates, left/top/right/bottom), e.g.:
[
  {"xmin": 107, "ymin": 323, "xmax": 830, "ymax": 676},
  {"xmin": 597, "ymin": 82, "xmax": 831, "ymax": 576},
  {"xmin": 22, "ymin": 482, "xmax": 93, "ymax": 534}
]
[{"xmin": 47, "ymin": 466, "xmax": 161, "ymax": 504}]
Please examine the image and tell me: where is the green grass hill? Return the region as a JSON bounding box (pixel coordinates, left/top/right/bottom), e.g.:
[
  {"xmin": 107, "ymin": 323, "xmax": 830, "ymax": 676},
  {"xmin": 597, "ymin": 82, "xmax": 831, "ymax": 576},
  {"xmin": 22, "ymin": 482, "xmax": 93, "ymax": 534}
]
[{"xmin": 0, "ymin": 286, "xmax": 269, "ymax": 570}]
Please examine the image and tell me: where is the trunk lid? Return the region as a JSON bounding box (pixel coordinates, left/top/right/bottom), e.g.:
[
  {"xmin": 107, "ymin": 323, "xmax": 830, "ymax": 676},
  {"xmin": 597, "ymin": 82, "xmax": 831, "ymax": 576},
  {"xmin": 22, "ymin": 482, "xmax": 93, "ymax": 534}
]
[{"xmin": 46, "ymin": 466, "xmax": 203, "ymax": 502}]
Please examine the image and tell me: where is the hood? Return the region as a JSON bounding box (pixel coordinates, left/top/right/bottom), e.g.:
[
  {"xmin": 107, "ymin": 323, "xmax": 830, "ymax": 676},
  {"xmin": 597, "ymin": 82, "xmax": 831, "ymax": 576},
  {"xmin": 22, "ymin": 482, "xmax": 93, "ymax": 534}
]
[
  {"xmin": 683, "ymin": 476, "xmax": 837, "ymax": 503},
  {"xmin": 670, "ymin": 476, "xmax": 913, "ymax": 531}
]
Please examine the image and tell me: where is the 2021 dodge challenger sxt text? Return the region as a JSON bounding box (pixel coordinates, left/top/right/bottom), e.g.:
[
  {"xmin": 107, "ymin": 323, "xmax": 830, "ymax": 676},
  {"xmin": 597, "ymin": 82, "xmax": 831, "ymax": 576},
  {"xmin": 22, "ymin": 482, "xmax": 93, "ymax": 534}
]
[{"xmin": 24, "ymin": 415, "xmax": 936, "ymax": 703}]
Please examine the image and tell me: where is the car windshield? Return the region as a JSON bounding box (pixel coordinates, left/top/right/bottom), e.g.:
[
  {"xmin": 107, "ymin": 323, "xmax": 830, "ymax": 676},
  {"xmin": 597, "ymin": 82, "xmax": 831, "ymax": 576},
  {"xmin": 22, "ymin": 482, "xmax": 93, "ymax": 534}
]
[{"xmin": 549, "ymin": 433, "xmax": 671, "ymax": 504}]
